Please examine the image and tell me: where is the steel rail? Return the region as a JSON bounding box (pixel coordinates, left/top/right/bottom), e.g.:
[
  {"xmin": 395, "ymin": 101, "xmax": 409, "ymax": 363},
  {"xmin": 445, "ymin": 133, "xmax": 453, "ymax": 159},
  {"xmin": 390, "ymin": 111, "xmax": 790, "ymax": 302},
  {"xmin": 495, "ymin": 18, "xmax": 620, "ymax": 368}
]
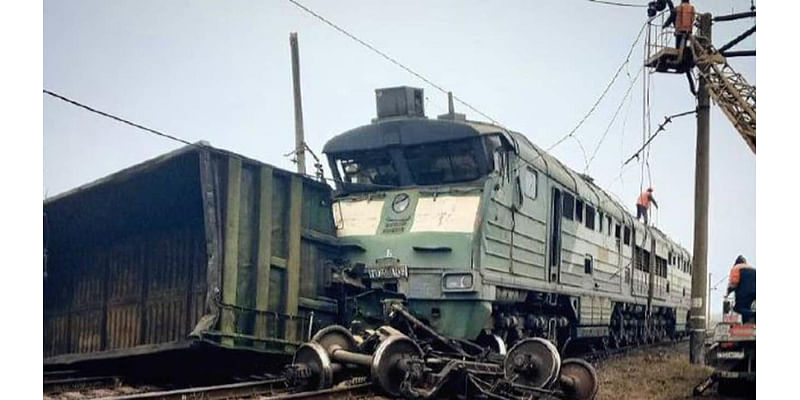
[
  {"xmin": 97, "ymin": 378, "xmax": 287, "ymax": 400},
  {"xmin": 95, "ymin": 379, "xmax": 375, "ymax": 400},
  {"xmin": 44, "ymin": 375, "xmax": 121, "ymax": 394},
  {"xmin": 262, "ymin": 382, "xmax": 374, "ymax": 399}
]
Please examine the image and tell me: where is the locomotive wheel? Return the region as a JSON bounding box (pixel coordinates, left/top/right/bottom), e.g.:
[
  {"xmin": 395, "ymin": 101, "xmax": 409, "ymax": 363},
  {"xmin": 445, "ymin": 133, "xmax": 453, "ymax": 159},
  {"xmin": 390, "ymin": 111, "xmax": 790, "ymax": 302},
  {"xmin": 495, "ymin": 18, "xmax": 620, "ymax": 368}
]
[
  {"xmin": 476, "ymin": 332, "xmax": 508, "ymax": 355},
  {"xmin": 370, "ymin": 334, "xmax": 423, "ymax": 396},
  {"xmin": 292, "ymin": 342, "xmax": 334, "ymax": 390},
  {"xmin": 312, "ymin": 325, "xmax": 358, "ymax": 355},
  {"xmin": 504, "ymin": 337, "xmax": 561, "ymax": 389},
  {"xmin": 559, "ymin": 358, "xmax": 598, "ymax": 400}
]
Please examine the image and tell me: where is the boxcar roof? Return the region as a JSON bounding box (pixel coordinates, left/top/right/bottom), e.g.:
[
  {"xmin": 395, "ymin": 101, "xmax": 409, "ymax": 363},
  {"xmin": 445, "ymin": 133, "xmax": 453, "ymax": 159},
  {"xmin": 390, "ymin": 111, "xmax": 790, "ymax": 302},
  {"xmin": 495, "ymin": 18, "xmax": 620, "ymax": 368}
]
[{"xmin": 44, "ymin": 142, "xmax": 330, "ymax": 205}]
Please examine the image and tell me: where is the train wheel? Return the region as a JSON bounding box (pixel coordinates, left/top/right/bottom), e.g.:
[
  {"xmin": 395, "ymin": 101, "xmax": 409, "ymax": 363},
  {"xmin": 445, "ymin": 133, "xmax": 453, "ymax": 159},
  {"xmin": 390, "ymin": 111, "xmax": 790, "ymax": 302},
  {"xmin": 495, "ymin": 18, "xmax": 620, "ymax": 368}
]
[
  {"xmin": 504, "ymin": 338, "xmax": 561, "ymax": 389},
  {"xmin": 291, "ymin": 342, "xmax": 334, "ymax": 390},
  {"xmin": 312, "ymin": 325, "xmax": 357, "ymax": 355},
  {"xmin": 559, "ymin": 358, "xmax": 599, "ymax": 400},
  {"xmin": 475, "ymin": 331, "xmax": 507, "ymax": 356}
]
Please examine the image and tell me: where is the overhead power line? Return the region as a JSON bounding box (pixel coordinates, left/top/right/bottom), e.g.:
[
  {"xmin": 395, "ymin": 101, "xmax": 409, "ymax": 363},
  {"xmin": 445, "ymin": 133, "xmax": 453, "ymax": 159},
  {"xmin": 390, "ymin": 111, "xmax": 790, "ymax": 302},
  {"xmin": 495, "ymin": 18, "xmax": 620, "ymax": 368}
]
[
  {"xmin": 587, "ymin": 0, "xmax": 647, "ymax": 8},
  {"xmin": 585, "ymin": 65, "xmax": 644, "ymax": 171},
  {"xmin": 43, "ymin": 89, "xmax": 193, "ymax": 146},
  {"xmin": 623, "ymin": 109, "xmax": 697, "ymax": 166},
  {"xmin": 286, "ymin": 0, "xmax": 502, "ymax": 126},
  {"xmin": 546, "ymin": 19, "xmax": 649, "ymax": 152},
  {"xmin": 43, "ymin": 89, "xmax": 397, "ymax": 189}
]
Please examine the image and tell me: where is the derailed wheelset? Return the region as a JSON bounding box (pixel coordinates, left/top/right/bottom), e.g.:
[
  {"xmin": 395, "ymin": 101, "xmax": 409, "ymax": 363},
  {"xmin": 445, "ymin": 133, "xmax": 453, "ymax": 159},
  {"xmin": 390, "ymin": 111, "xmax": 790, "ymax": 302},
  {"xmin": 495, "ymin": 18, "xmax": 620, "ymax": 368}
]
[{"xmin": 284, "ymin": 305, "xmax": 598, "ymax": 400}]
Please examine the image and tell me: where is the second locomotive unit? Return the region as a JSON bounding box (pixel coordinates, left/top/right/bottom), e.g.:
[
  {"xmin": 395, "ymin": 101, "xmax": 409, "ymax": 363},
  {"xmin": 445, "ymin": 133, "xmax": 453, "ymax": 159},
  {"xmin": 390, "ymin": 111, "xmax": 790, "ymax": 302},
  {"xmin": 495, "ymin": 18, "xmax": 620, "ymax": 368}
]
[{"xmin": 324, "ymin": 87, "xmax": 692, "ymax": 353}]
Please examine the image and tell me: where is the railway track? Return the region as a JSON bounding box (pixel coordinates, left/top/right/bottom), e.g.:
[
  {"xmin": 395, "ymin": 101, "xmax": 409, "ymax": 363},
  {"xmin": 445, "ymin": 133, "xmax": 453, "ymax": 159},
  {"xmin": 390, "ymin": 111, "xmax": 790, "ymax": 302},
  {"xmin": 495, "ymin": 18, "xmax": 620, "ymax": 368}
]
[
  {"xmin": 44, "ymin": 374, "xmax": 121, "ymax": 394},
  {"xmin": 94, "ymin": 379, "xmax": 376, "ymax": 400},
  {"xmin": 43, "ymin": 340, "xmax": 685, "ymax": 400},
  {"xmin": 581, "ymin": 337, "xmax": 690, "ymax": 364}
]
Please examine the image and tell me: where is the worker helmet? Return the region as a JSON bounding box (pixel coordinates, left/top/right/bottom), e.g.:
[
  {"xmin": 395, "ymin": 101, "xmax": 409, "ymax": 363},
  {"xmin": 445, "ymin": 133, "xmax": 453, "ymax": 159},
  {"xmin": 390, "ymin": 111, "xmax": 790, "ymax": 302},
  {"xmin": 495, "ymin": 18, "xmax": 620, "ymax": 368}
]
[
  {"xmin": 646, "ymin": 187, "xmax": 654, "ymax": 192},
  {"xmin": 735, "ymin": 255, "xmax": 747, "ymax": 265}
]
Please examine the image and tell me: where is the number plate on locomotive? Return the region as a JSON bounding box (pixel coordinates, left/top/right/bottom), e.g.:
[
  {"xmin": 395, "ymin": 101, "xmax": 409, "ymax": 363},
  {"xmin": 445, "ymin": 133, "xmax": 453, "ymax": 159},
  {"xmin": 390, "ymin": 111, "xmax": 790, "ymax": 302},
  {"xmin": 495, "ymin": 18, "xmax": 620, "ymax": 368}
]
[
  {"xmin": 366, "ymin": 264, "xmax": 408, "ymax": 279},
  {"xmin": 716, "ymin": 351, "xmax": 745, "ymax": 360}
]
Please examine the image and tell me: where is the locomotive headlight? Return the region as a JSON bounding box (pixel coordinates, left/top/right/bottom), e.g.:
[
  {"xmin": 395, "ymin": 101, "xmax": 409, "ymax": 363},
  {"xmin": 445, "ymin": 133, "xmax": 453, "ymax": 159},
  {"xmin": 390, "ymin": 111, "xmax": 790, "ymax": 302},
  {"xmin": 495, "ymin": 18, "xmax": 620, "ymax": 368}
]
[
  {"xmin": 392, "ymin": 193, "xmax": 410, "ymax": 213},
  {"xmin": 443, "ymin": 273, "xmax": 474, "ymax": 290}
]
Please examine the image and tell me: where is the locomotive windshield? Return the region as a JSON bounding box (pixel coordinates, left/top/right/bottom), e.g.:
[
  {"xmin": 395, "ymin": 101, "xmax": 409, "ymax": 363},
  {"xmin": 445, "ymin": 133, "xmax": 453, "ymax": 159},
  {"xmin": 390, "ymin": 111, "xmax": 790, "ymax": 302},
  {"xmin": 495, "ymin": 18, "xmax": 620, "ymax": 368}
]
[
  {"xmin": 338, "ymin": 151, "xmax": 400, "ymax": 186},
  {"xmin": 404, "ymin": 139, "xmax": 480, "ymax": 185},
  {"xmin": 330, "ymin": 136, "xmax": 497, "ymax": 193}
]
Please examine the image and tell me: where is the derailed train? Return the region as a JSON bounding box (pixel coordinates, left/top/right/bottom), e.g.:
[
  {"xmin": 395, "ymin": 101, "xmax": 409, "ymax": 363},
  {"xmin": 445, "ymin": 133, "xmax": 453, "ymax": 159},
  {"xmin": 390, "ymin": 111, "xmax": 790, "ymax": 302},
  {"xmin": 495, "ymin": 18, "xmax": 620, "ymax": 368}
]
[
  {"xmin": 43, "ymin": 86, "xmax": 691, "ymax": 369},
  {"xmin": 325, "ymin": 86, "xmax": 692, "ymax": 354}
]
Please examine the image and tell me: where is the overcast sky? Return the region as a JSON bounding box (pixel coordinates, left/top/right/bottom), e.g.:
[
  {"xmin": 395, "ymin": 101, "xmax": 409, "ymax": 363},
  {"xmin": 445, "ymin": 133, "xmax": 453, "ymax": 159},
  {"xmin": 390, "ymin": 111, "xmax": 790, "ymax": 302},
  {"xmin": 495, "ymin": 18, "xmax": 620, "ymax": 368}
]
[{"xmin": 43, "ymin": 0, "xmax": 755, "ymax": 316}]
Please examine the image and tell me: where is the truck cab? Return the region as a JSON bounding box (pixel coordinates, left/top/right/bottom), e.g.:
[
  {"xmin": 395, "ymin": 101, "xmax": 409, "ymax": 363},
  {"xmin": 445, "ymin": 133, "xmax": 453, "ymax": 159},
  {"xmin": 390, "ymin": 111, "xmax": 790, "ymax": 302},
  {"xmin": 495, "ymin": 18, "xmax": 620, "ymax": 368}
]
[{"xmin": 700, "ymin": 297, "xmax": 756, "ymax": 396}]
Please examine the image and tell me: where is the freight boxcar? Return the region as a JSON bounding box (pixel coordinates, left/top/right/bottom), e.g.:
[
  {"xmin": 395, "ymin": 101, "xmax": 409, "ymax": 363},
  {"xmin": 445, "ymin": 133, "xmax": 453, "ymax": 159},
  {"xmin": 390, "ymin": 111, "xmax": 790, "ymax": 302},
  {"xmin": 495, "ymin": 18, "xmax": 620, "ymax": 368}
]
[{"xmin": 44, "ymin": 143, "xmax": 340, "ymax": 365}]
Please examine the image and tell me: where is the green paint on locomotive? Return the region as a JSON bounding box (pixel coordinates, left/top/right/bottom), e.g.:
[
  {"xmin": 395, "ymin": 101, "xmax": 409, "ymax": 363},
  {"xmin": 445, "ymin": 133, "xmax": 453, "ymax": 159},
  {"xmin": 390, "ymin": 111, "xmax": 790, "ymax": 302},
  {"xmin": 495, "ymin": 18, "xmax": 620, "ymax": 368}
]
[{"xmin": 323, "ymin": 87, "xmax": 693, "ymax": 343}]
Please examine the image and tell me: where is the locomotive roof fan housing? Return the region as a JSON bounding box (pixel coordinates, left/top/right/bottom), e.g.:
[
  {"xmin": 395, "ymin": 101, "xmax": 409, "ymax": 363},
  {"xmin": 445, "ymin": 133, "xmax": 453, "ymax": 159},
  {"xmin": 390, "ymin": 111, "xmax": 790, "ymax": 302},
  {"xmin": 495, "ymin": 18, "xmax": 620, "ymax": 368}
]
[{"xmin": 375, "ymin": 86, "xmax": 425, "ymax": 120}]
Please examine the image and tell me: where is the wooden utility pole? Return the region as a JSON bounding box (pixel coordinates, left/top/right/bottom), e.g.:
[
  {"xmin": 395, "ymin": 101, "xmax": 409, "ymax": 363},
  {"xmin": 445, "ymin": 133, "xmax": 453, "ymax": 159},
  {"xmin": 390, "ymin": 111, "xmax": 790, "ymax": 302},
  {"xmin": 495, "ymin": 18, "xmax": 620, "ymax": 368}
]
[
  {"xmin": 289, "ymin": 32, "xmax": 306, "ymax": 175},
  {"xmin": 689, "ymin": 13, "xmax": 712, "ymax": 365}
]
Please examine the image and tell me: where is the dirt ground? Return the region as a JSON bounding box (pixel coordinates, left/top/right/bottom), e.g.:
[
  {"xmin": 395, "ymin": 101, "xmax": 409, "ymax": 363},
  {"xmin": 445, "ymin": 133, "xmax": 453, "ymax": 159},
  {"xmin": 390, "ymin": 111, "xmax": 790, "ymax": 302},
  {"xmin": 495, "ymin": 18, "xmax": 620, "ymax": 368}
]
[{"xmin": 595, "ymin": 341, "xmax": 751, "ymax": 400}]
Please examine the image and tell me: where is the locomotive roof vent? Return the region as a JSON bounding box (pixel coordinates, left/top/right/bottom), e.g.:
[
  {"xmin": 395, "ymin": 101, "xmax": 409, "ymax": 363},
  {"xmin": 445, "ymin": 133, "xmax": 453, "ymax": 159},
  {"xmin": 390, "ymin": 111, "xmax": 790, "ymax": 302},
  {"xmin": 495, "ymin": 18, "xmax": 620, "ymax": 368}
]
[{"xmin": 374, "ymin": 86, "xmax": 426, "ymax": 121}]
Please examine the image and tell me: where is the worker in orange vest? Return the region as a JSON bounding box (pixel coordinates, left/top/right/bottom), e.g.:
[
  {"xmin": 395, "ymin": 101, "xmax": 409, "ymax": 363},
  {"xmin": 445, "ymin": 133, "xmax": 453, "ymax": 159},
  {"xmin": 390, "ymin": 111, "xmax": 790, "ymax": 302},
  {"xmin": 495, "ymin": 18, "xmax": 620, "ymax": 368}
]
[
  {"xmin": 727, "ymin": 255, "xmax": 756, "ymax": 323},
  {"xmin": 664, "ymin": 0, "xmax": 696, "ymax": 49},
  {"xmin": 636, "ymin": 188, "xmax": 658, "ymax": 224}
]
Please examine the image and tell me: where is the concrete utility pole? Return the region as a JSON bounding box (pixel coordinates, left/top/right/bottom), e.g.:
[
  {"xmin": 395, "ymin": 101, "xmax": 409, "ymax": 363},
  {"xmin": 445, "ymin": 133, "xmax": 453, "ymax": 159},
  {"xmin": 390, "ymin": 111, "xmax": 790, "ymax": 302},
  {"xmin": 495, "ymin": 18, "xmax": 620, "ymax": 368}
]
[
  {"xmin": 289, "ymin": 32, "xmax": 306, "ymax": 175},
  {"xmin": 707, "ymin": 272, "xmax": 712, "ymax": 324},
  {"xmin": 689, "ymin": 13, "xmax": 712, "ymax": 365}
]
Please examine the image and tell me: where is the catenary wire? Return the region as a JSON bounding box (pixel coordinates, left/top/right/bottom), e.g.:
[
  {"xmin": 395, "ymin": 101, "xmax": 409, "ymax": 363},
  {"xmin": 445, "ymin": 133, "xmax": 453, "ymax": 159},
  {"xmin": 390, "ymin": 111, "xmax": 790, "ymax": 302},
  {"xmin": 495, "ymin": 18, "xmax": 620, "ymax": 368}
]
[
  {"xmin": 586, "ymin": 0, "xmax": 648, "ymax": 7},
  {"xmin": 585, "ymin": 65, "xmax": 644, "ymax": 171},
  {"xmin": 546, "ymin": 18, "xmax": 650, "ymax": 152},
  {"xmin": 622, "ymin": 109, "xmax": 697, "ymax": 165},
  {"xmin": 286, "ymin": 0, "xmax": 503, "ymax": 126},
  {"xmin": 44, "ymin": 89, "xmax": 193, "ymax": 146},
  {"xmin": 43, "ymin": 88, "xmax": 402, "ymax": 190}
]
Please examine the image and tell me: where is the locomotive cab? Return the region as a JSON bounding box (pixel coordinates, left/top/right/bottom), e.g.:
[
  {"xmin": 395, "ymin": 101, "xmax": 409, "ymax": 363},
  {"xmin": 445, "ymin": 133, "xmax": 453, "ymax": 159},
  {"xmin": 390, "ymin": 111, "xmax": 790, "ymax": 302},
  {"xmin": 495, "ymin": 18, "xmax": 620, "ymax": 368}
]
[{"xmin": 323, "ymin": 87, "xmax": 516, "ymax": 339}]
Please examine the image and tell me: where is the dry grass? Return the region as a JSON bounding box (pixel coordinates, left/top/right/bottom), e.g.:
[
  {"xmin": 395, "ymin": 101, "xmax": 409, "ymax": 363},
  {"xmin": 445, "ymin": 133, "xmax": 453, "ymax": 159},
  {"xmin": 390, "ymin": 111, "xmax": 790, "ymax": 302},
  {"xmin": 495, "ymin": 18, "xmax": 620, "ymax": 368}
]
[{"xmin": 595, "ymin": 342, "xmax": 718, "ymax": 400}]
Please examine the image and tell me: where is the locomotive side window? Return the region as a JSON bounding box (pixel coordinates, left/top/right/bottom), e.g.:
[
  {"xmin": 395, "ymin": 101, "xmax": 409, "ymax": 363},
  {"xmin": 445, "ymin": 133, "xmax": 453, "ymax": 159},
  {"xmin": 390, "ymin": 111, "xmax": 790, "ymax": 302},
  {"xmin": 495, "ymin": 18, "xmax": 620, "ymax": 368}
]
[
  {"xmin": 598, "ymin": 211, "xmax": 604, "ymax": 232},
  {"xmin": 585, "ymin": 205, "xmax": 595, "ymax": 230},
  {"xmin": 656, "ymin": 256, "xmax": 667, "ymax": 277},
  {"xmin": 562, "ymin": 193, "xmax": 575, "ymax": 220},
  {"xmin": 584, "ymin": 255, "xmax": 593, "ymax": 274},
  {"xmin": 607, "ymin": 216, "xmax": 612, "ymax": 235},
  {"xmin": 522, "ymin": 166, "xmax": 538, "ymax": 199},
  {"xmin": 575, "ymin": 199, "xmax": 584, "ymax": 223},
  {"xmin": 623, "ymin": 226, "xmax": 631, "ymax": 246},
  {"xmin": 614, "ymin": 223, "xmax": 621, "ymax": 239}
]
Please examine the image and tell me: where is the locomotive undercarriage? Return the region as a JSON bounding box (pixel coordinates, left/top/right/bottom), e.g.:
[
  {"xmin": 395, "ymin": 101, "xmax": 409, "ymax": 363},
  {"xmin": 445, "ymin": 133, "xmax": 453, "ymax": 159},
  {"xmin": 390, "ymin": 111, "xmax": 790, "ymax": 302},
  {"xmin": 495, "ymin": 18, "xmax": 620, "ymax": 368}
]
[{"xmin": 485, "ymin": 289, "xmax": 681, "ymax": 356}]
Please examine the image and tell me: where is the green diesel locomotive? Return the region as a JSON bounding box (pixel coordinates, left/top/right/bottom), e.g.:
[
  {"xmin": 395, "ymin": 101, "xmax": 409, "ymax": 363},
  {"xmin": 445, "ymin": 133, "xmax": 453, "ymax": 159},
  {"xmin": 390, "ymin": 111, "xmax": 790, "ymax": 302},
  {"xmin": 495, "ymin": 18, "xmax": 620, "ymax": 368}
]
[{"xmin": 324, "ymin": 87, "xmax": 692, "ymax": 353}]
